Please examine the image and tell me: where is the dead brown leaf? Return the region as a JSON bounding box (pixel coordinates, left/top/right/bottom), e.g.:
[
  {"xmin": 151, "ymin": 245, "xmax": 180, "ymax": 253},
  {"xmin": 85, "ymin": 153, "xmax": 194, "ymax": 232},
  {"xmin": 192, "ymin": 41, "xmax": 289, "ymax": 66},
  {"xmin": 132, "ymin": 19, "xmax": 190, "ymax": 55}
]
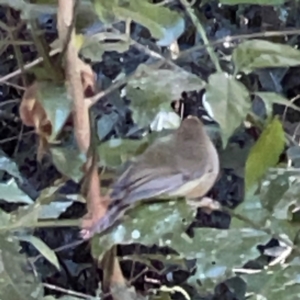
[
  {"xmin": 77, "ymin": 57, "xmax": 96, "ymax": 97},
  {"xmin": 19, "ymin": 82, "xmax": 52, "ymax": 159}
]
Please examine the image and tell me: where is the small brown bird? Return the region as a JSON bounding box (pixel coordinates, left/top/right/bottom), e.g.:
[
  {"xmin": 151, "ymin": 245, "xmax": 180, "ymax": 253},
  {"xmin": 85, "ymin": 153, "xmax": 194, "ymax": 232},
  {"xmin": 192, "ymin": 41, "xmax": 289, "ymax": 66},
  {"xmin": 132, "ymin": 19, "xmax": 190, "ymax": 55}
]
[{"xmin": 89, "ymin": 116, "xmax": 220, "ymax": 235}]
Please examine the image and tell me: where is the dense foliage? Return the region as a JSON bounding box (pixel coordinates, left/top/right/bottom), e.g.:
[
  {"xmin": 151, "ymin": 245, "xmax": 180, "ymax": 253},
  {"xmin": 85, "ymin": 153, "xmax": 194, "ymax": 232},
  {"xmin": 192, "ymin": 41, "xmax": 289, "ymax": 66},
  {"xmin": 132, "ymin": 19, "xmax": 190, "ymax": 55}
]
[{"xmin": 0, "ymin": 0, "xmax": 300, "ymax": 299}]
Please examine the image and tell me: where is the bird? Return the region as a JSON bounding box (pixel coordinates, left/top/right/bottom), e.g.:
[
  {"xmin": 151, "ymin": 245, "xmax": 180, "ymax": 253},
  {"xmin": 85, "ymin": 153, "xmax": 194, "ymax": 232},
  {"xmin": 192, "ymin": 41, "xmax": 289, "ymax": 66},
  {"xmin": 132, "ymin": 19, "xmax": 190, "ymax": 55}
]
[{"xmin": 86, "ymin": 116, "xmax": 220, "ymax": 236}]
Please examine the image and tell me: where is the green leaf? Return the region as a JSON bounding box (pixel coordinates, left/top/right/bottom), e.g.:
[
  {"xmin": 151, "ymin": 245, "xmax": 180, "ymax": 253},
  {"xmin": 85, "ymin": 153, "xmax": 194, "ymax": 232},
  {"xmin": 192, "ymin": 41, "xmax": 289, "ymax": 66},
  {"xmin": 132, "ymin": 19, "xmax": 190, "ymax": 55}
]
[
  {"xmin": 43, "ymin": 296, "xmax": 86, "ymax": 300},
  {"xmin": 245, "ymin": 116, "xmax": 285, "ymax": 192},
  {"xmin": 17, "ymin": 234, "xmax": 60, "ymax": 270},
  {"xmin": 287, "ymin": 145, "xmax": 300, "ymax": 167},
  {"xmin": 0, "ymin": 0, "xmax": 57, "ymax": 20},
  {"xmin": 91, "ymin": 200, "xmax": 195, "ymax": 259},
  {"xmin": 231, "ymin": 189, "xmax": 270, "ymax": 230},
  {"xmin": 233, "ymin": 201, "xmax": 299, "ymax": 242},
  {"xmin": 150, "ymin": 111, "xmax": 181, "ymax": 132},
  {"xmin": 0, "ymin": 178, "xmax": 33, "ymax": 204},
  {"xmin": 10, "ymin": 185, "xmax": 63, "ymax": 230},
  {"xmin": 76, "ymin": 1, "xmax": 100, "ymax": 32},
  {"xmin": 233, "ymin": 40, "xmax": 300, "ymax": 74},
  {"xmin": 98, "ymin": 130, "xmax": 172, "ymax": 168},
  {"xmin": 36, "ymin": 81, "xmax": 72, "ymax": 142},
  {"xmin": 205, "ymin": 72, "xmax": 251, "ymax": 147},
  {"xmin": 93, "ymin": 0, "xmax": 184, "ymax": 45},
  {"xmin": 0, "ymin": 233, "xmax": 43, "ymax": 300},
  {"xmin": 268, "ymin": 175, "xmax": 300, "ymax": 220},
  {"xmin": 50, "ymin": 146, "xmax": 86, "ymax": 183},
  {"xmin": 97, "ymin": 111, "xmax": 119, "ymax": 141},
  {"xmin": 186, "ymin": 227, "xmax": 269, "ymax": 288},
  {"xmin": 255, "ymin": 92, "xmax": 300, "ymax": 118},
  {"xmin": 122, "ymin": 253, "xmax": 189, "ymax": 272},
  {"xmin": 98, "ymin": 138, "xmax": 148, "ymax": 168},
  {"xmin": 127, "ymin": 65, "xmax": 205, "ymax": 127},
  {"xmin": 232, "ymin": 168, "xmax": 300, "ymax": 242},
  {"xmin": 0, "ymin": 149, "xmax": 23, "ymax": 182},
  {"xmin": 242, "ymin": 264, "xmax": 300, "ymax": 299},
  {"xmin": 260, "ymin": 169, "xmax": 300, "ymax": 224},
  {"xmin": 259, "ymin": 169, "xmax": 291, "ymax": 213},
  {"xmin": 80, "ymin": 33, "xmax": 131, "ymax": 62},
  {"xmin": 220, "ymin": 0, "xmax": 284, "ymax": 4},
  {"xmin": 0, "ymin": 208, "xmax": 11, "ymax": 227}
]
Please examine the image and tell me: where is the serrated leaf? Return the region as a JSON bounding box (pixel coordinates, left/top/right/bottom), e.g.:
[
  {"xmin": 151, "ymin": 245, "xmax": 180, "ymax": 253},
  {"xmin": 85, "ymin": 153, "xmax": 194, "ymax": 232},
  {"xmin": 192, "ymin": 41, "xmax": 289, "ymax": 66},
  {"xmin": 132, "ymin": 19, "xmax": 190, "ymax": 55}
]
[
  {"xmin": 50, "ymin": 146, "xmax": 86, "ymax": 183},
  {"xmin": 255, "ymin": 92, "xmax": 300, "ymax": 118},
  {"xmin": 91, "ymin": 200, "xmax": 195, "ymax": 259},
  {"xmin": 17, "ymin": 234, "xmax": 60, "ymax": 270},
  {"xmin": 0, "ymin": 178, "xmax": 33, "ymax": 204},
  {"xmin": 205, "ymin": 72, "xmax": 251, "ymax": 147},
  {"xmin": 245, "ymin": 117, "xmax": 285, "ymax": 192},
  {"xmin": 233, "ymin": 40, "xmax": 300, "ymax": 74},
  {"xmin": 0, "ymin": 233, "xmax": 43, "ymax": 299},
  {"xmin": 127, "ymin": 65, "xmax": 205, "ymax": 127}
]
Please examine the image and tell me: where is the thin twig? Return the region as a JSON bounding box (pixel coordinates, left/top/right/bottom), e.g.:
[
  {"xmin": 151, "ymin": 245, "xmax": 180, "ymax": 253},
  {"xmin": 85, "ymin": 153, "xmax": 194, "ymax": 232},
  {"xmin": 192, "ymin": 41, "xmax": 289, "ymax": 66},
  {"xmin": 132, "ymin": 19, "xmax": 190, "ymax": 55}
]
[
  {"xmin": 43, "ymin": 283, "xmax": 97, "ymax": 299},
  {"xmin": 179, "ymin": 0, "xmax": 222, "ymax": 72},
  {"xmin": 0, "ymin": 48, "xmax": 61, "ymax": 83}
]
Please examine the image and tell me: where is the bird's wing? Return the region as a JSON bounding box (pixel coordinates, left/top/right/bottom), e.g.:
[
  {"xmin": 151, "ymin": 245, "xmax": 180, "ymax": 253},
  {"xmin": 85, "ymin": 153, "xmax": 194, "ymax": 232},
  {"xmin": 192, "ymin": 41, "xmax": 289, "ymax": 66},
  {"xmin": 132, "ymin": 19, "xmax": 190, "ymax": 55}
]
[{"xmin": 110, "ymin": 165, "xmax": 185, "ymax": 205}]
